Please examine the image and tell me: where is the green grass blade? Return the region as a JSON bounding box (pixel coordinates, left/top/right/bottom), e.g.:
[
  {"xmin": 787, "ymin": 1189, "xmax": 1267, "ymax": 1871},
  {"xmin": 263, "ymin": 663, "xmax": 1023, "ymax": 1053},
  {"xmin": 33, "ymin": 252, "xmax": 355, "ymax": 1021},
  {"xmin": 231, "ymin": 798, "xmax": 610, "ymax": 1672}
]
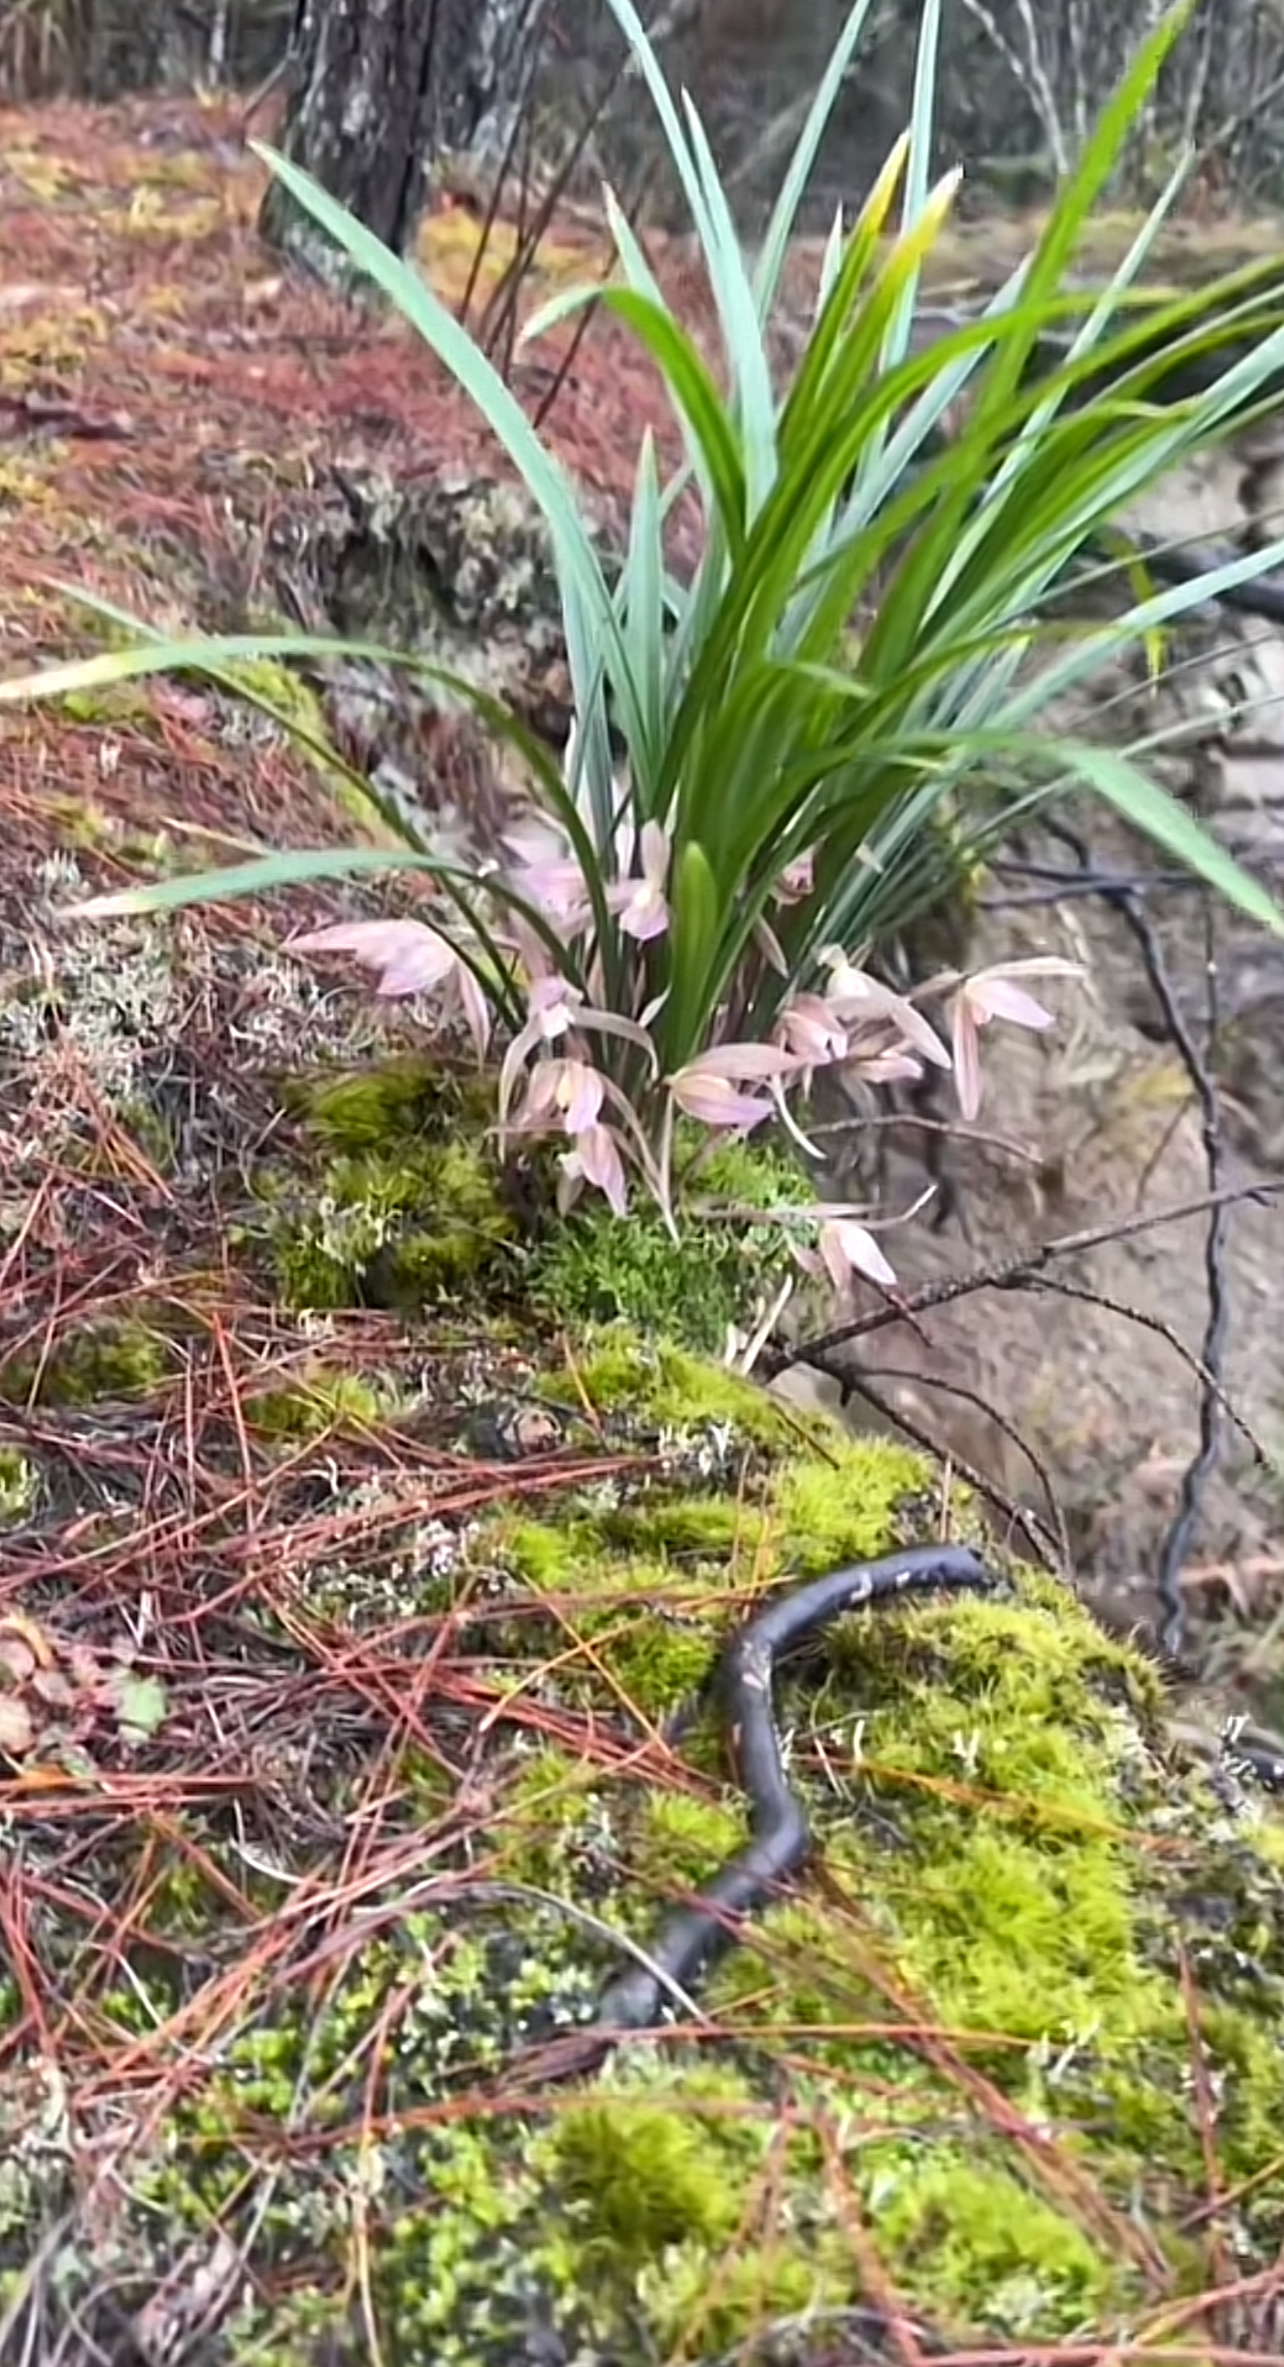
[
  {"xmin": 618, "ymin": 429, "xmax": 667, "ymax": 788},
  {"xmin": 594, "ymin": 287, "xmax": 748, "ymax": 548},
  {"xmin": 676, "ymin": 90, "xmax": 777, "ymax": 517},
  {"xmin": 251, "ymin": 141, "xmax": 645, "ymax": 756},
  {"xmin": 752, "ymin": 0, "xmax": 885, "ymax": 322}
]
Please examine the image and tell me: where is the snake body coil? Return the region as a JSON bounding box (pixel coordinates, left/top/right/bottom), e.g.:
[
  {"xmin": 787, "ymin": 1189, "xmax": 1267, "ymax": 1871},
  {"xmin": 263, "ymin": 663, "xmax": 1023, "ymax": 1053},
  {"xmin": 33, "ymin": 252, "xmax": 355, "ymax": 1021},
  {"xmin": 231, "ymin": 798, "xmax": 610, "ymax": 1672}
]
[{"xmin": 593, "ymin": 1543, "xmax": 993, "ymax": 2033}]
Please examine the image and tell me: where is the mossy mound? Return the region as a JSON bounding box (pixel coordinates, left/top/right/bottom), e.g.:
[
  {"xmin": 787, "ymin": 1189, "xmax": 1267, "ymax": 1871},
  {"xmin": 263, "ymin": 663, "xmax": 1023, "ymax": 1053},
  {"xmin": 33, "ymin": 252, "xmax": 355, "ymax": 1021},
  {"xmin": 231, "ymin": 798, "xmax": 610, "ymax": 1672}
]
[{"xmin": 251, "ymin": 1050, "xmax": 805, "ymax": 1353}]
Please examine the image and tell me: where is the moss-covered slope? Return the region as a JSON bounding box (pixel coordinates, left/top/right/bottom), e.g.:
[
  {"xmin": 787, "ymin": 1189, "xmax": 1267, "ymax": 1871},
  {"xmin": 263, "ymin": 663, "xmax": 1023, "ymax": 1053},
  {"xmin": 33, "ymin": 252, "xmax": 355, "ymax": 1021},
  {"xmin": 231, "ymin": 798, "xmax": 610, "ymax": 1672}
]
[{"xmin": 8, "ymin": 1330, "xmax": 1283, "ymax": 2362}]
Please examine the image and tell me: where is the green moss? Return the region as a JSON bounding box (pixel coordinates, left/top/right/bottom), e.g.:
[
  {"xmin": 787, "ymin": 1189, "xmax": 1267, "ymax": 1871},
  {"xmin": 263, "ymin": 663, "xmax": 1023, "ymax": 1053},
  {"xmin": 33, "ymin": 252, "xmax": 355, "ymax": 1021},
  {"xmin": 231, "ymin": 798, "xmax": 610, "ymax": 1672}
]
[
  {"xmin": 58, "ymin": 682, "xmax": 157, "ymax": 728},
  {"xmin": 0, "ymin": 1315, "xmax": 172, "ymax": 1407},
  {"xmin": 0, "ymin": 1447, "xmax": 36, "ymax": 1521},
  {"xmin": 526, "ymin": 1129, "xmax": 801, "ymax": 1355},
  {"xmin": 538, "ymin": 1332, "xmax": 814, "ymax": 1448},
  {"xmin": 261, "ymin": 1137, "xmax": 518, "ymax": 1315},
  {"xmin": 250, "ymin": 1057, "xmax": 524, "ymax": 1314},
  {"xmin": 5, "ymin": 1057, "xmax": 1281, "ymax": 2361},
  {"xmin": 280, "ymin": 1054, "xmax": 497, "ymax": 1150},
  {"xmin": 546, "ymin": 2080, "xmax": 762, "ymax": 2259},
  {"xmin": 243, "ymin": 1366, "xmax": 394, "ymax": 1441},
  {"xmin": 872, "ymin": 2153, "xmax": 1117, "ymax": 2331}
]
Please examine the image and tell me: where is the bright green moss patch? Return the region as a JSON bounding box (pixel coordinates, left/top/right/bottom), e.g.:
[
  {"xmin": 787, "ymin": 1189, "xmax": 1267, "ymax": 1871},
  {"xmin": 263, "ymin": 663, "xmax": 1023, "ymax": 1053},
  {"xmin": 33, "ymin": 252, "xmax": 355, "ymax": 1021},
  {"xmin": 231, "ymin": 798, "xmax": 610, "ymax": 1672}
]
[
  {"xmin": 259, "ymin": 1134, "xmax": 520, "ymax": 1313},
  {"xmin": 4, "ymin": 1058, "xmax": 1282, "ymax": 2358},
  {"xmin": 872, "ymin": 2153, "xmax": 1116, "ymax": 2333},
  {"xmin": 537, "ymin": 1331, "xmax": 820, "ymax": 1447},
  {"xmin": 259, "ymin": 1060, "xmax": 803, "ymax": 1350},
  {"xmin": 525, "ymin": 1130, "xmax": 801, "ymax": 1355},
  {"xmin": 5, "ymin": 1337, "xmax": 1284, "ymax": 2354}
]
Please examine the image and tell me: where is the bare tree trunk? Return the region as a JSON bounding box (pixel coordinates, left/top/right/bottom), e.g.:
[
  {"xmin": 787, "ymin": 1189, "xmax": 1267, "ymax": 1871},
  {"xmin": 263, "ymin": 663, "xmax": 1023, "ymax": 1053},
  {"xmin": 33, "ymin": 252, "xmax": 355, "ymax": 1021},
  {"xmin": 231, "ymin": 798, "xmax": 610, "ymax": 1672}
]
[{"xmin": 259, "ymin": 0, "xmax": 539, "ymax": 271}]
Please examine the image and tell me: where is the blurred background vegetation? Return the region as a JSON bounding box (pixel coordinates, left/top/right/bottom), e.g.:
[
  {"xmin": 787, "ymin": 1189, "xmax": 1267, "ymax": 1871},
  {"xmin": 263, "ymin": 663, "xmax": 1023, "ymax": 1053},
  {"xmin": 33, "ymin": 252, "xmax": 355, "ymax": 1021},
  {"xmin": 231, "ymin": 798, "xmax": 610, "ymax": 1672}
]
[{"xmin": 6, "ymin": 0, "xmax": 1284, "ymax": 225}]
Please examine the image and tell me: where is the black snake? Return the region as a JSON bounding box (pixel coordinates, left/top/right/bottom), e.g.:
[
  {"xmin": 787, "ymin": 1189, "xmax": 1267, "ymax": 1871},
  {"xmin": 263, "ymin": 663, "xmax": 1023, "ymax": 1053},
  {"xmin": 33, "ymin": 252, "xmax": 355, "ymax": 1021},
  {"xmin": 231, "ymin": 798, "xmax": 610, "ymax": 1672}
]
[
  {"xmin": 591, "ymin": 1543, "xmax": 994, "ymax": 2036},
  {"xmin": 583, "ymin": 1544, "xmax": 1284, "ymax": 2044},
  {"xmin": 468, "ymin": 1405, "xmax": 1284, "ymax": 2065}
]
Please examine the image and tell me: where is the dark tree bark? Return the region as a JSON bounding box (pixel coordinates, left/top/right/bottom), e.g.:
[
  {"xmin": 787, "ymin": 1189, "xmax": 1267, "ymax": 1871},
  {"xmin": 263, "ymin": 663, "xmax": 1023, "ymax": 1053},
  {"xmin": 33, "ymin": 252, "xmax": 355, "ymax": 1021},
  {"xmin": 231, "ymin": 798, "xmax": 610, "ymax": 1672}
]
[{"xmin": 259, "ymin": 0, "xmax": 540, "ymax": 269}]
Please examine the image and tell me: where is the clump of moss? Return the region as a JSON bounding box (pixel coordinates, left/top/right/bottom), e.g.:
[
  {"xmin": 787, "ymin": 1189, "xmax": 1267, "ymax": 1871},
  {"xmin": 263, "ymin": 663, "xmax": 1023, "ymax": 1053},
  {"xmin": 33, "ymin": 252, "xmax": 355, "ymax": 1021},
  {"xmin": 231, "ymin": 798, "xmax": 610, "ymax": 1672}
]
[
  {"xmin": 243, "ymin": 1365, "xmax": 396, "ymax": 1442},
  {"xmin": 257, "ymin": 1060, "xmax": 519, "ymax": 1314},
  {"xmin": 259, "ymin": 1059, "xmax": 806, "ymax": 1353},
  {"xmin": 4, "ymin": 1326, "xmax": 1284, "ymax": 2358},
  {"xmin": 0, "ymin": 1447, "xmax": 37, "ymax": 1521},
  {"xmin": 277, "ymin": 1053, "xmax": 497, "ymax": 1151},
  {"xmin": 0, "ymin": 1315, "xmax": 173, "ymax": 1408},
  {"xmin": 525, "ymin": 1130, "xmax": 802, "ymax": 1355}
]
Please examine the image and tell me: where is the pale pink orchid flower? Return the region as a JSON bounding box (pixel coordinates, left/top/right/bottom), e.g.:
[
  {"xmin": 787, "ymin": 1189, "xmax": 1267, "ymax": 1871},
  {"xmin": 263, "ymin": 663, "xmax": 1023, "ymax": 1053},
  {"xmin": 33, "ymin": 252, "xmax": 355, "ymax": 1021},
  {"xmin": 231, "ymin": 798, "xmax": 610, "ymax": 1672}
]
[
  {"xmin": 816, "ymin": 945, "xmax": 952, "ymax": 1071},
  {"xmin": 499, "ymin": 972, "xmax": 658, "ymax": 1132},
  {"xmin": 505, "ymin": 849, "xmax": 595, "ymax": 936},
  {"xmin": 557, "ymin": 1123, "xmax": 629, "ymax": 1219},
  {"xmin": 776, "ymin": 992, "xmax": 849, "ymax": 1074},
  {"xmin": 668, "ymin": 1042, "xmax": 804, "ymax": 1131},
  {"xmin": 287, "ymin": 918, "xmax": 493, "ymax": 1060},
  {"xmin": 755, "ymin": 851, "xmax": 818, "ymax": 970},
  {"xmin": 950, "ymin": 958, "xmax": 1083, "ymax": 1123},
  {"xmin": 773, "ymin": 851, "xmax": 816, "ymax": 906},
  {"xmin": 498, "ymin": 973, "xmax": 582, "ymax": 1126},
  {"xmin": 847, "ymin": 1047, "xmax": 924, "ymax": 1086},
  {"xmin": 796, "ymin": 1216, "xmax": 898, "ymax": 1295},
  {"xmin": 513, "ymin": 1056, "xmax": 605, "ymax": 1137},
  {"xmin": 605, "ymin": 819, "xmax": 671, "ymax": 944}
]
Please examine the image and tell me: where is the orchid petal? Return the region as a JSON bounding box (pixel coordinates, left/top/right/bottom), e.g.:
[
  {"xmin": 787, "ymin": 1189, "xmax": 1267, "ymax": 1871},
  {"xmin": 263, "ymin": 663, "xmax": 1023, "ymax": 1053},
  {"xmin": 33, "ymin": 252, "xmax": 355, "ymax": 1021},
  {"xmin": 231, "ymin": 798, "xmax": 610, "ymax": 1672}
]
[
  {"xmin": 968, "ymin": 980, "xmax": 1058, "ymax": 1030},
  {"xmin": 669, "ymin": 1074, "xmax": 775, "ymax": 1129},
  {"xmin": 971, "ymin": 957, "xmax": 1085, "ymax": 985},
  {"xmin": 754, "ymin": 915, "xmax": 790, "ymax": 975},
  {"xmin": 817, "ymin": 950, "xmax": 951, "ymax": 1069},
  {"xmin": 777, "ymin": 993, "xmax": 848, "ymax": 1065},
  {"xmin": 821, "ymin": 1218, "xmax": 898, "ymax": 1291},
  {"xmin": 289, "ymin": 918, "xmax": 458, "ymax": 998},
  {"xmin": 575, "ymin": 1121, "xmax": 630, "ymax": 1217},
  {"xmin": 675, "ymin": 1042, "xmax": 803, "ymax": 1084},
  {"xmin": 639, "ymin": 819, "xmax": 672, "ymax": 887},
  {"xmin": 772, "ymin": 852, "xmax": 815, "ymax": 906},
  {"xmin": 560, "ymin": 1059, "xmax": 606, "ymax": 1134},
  {"xmin": 605, "ymin": 878, "xmax": 670, "ymax": 943},
  {"xmin": 456, "ymin": 965, "xmax": 494, "ymax": 1062},
  {"xmin": 951, "ymin": 1003, "xmax": 983, "ymax": 1122}
]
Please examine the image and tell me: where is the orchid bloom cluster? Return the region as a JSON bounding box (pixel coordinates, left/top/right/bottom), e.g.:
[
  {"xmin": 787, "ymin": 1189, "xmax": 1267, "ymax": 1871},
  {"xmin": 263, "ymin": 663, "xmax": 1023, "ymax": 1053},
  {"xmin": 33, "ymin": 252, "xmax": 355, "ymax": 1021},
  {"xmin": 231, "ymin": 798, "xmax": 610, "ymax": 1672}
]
[{"xmin": 289, "ymin": 815, "xmax": 1080, "ymax": 1296}]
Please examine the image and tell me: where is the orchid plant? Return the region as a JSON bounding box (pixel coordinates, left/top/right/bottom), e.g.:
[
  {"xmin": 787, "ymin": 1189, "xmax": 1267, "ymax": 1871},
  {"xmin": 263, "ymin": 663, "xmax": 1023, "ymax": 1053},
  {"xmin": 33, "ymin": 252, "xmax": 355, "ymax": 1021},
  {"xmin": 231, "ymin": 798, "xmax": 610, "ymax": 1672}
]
[
  {"xmin": 284, "ymin": 862, "xmax": 1080, "ymax": 1289},
  {"xmin": 4, "ymin": 0, "xmax": 1284, "ymax": 1303}
]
